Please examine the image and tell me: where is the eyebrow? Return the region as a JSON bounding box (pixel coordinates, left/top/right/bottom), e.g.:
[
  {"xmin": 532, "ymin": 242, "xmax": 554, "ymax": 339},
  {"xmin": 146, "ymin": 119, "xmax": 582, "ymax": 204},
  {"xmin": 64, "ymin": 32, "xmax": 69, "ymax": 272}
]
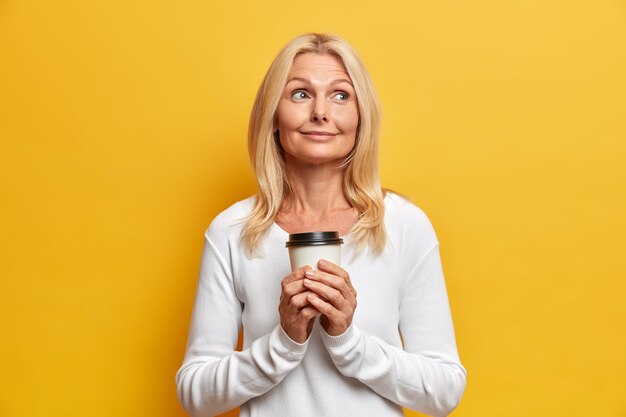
[{"xmin": 286, "ymin": 77, "xmax": 353, "ymax": 86}]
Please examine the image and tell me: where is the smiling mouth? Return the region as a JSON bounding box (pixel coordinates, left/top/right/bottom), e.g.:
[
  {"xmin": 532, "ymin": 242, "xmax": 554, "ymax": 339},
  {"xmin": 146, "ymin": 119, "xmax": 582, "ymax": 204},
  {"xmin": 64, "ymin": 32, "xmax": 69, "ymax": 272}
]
[{"xmin": 299, "ymin": 131, "xmax": 339, "ymax": 137}]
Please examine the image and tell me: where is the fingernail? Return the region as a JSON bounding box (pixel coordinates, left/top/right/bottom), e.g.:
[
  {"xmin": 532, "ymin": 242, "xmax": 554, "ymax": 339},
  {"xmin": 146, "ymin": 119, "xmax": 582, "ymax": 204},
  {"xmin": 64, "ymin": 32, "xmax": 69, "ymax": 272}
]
[
  {"xmin": 305, "ymin": 270, "xmax": 315, "ymax": 277},
  {"xmin": 303, "ymin": 278, "xmax": 312, "ymax": 285},
  {"xmin": 318, "ymin": 259, "xmax": 326, "ymax": 267}
]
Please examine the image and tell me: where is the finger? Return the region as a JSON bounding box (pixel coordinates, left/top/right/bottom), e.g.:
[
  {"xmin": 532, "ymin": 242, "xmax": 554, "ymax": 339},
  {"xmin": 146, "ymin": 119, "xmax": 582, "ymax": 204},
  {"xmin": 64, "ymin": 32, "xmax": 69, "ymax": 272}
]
[
  {"xmin": 305, "ymin": 269, "xmax": 355, "ymax": 300},
  {"xmin": 303, "ymin": 278, "xmax": 346, "ymax": 309},
  {"xmin": 288, "ymin": 291, "xmax": 315, "ymax": 311},
  {"xmin": 282, "ymin": 279, "xmax": 307, "ymax": 298},
  {"xmin": 298, "ymin": 306, "xmax": 320, "ymax": 320},
  {"xmin": 281, "ymin": 265, "xmax": 313, "ymax": 288},
  {"xmin": 306, "ymin": 293, "xmax": 337, "ymax": 316},
  {"xmin": 317, "ymin": 259, "xmax": 349, "ymax": 280}
]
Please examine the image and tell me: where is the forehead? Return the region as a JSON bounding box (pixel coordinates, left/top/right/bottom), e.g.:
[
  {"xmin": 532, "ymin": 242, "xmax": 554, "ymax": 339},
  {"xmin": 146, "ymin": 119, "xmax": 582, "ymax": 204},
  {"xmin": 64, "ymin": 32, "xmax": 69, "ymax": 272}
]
[{"xmin": 289, "ymin": 53, "xmax": 350, "ymax": 79}]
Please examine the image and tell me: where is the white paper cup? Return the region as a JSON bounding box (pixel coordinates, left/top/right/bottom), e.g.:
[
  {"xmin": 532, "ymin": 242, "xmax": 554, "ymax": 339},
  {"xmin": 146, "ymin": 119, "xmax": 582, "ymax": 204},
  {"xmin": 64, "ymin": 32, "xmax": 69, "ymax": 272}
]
[{"xmin": 285, "ymin": 231, "xmax": 343, "ymax": 271}]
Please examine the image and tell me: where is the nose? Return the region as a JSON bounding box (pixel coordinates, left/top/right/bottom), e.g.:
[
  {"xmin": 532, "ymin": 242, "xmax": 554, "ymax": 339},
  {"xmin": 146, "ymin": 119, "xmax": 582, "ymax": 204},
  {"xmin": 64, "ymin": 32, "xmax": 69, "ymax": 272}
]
[{"xmin": 311, "ymin": 98, "xmax": 328, "ymax": 123}]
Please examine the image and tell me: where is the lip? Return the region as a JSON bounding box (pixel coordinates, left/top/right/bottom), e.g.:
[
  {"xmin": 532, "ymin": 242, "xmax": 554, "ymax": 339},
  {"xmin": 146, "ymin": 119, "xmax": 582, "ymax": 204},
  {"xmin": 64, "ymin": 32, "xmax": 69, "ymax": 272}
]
[{"xmin": 299, "ymin": 131, "xmax": 339, "ymax": 139}]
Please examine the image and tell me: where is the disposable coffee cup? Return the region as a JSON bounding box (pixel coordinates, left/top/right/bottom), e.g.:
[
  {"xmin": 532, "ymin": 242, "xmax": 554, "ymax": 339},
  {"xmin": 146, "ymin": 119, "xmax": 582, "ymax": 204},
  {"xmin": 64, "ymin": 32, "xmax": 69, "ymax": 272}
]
[{"xmin": 285, "ymin": 231, "xmax": 343, "ymax": 271}]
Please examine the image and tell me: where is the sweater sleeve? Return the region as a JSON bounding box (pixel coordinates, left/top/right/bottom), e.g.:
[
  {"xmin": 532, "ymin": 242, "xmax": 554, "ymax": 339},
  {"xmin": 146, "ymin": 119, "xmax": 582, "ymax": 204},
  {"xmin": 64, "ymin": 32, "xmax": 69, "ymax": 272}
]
[
  {"xmin": 319, "ymin": 243, "xmax": 466, "ymax": 417},
  {"xmin": 175, "ymin": 232, "xmax": 310, "ymax": 417}
]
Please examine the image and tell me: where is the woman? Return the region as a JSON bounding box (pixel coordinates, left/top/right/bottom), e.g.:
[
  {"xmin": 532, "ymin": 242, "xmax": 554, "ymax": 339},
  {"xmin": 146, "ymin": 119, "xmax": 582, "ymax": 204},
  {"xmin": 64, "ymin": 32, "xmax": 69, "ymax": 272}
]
[{"xmin": 176, "ymin": 33, "xmax": 466, "ymax": 417}]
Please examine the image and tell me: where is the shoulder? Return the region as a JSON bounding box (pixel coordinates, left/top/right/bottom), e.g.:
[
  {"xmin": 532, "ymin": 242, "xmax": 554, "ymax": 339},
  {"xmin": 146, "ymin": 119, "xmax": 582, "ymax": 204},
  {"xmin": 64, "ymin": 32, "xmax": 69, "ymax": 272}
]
[
  {"xmin": 384, "ymin": 192, "xmax": 431, "ymax": 223},
  {"xmin": 384, "ymin": 191, "xmax": 439, "ymax": 249},
  {"xmin": 204, "ymin": 195, "xmax": 256, "ymax": 241}
]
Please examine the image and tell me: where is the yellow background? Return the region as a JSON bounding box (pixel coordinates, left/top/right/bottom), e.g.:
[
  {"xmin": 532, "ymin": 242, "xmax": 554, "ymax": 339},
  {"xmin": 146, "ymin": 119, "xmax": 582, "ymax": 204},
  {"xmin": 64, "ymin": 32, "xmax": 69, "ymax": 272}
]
[{"xmin": 1, "ymin": 0, "xmax": 625, "ymax": 416}]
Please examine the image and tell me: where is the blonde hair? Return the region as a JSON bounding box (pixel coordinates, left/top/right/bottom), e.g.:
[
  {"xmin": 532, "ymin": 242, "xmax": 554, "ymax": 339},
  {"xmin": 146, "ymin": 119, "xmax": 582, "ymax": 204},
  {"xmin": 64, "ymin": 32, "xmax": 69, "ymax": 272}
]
[{"xmin": 243, "ymin": 33, "xmax": 386, "ymax": 255}]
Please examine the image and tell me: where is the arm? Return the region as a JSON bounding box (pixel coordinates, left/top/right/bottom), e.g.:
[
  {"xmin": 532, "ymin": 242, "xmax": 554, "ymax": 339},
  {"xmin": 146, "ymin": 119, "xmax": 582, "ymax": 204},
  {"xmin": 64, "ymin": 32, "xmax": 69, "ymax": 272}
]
[
  {"xmin": 318, "ymin": 245, "xmax": 466, "ymax": 417},
  {"xmin": 175, "ymin": 233, "xmax": 309, "ymax": 417}
]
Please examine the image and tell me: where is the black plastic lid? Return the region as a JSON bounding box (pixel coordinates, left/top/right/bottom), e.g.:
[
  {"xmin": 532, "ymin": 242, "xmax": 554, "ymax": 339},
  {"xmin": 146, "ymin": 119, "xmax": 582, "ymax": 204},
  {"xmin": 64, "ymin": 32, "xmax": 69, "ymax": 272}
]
[{"xmin": 285, "ymin": 231, "xmax": 344, "ymax": 247}]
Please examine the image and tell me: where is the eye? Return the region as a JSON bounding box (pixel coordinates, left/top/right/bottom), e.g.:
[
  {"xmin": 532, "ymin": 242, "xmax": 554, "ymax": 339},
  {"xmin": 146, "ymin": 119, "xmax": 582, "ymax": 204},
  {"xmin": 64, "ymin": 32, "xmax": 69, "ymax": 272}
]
[
  {"xmin": 333, "ymin": 92, "xmax": 349, "ymax": 101},
  {"xmin": 290, "ymin": 90, "xmax": 310, "ymax": 100}
]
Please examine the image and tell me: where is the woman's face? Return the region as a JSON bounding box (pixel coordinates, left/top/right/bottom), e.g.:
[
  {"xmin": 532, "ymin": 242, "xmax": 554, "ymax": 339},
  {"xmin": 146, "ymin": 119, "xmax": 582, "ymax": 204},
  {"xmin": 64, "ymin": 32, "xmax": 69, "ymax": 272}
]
[{"xmin": 276, "ymin": 53, "xmax": 359, "ymax": 166}]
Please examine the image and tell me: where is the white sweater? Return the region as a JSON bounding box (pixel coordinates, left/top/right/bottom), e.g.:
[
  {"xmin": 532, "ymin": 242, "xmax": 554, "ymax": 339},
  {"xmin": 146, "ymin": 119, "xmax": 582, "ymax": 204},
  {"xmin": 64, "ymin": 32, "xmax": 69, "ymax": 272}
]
[{"xmin": 176, "ymin": 193, "xmax": 466, "ymax": 417}]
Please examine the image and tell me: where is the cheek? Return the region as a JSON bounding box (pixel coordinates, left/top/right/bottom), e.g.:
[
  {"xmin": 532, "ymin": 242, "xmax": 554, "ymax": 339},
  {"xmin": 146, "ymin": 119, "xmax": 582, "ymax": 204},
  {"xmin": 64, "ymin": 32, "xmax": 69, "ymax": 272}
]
[
  {"xmin": 276, "ymin": 103, "xmax": 307, "ymax": 132},
  {"xmin": 334, "ymin": 104, "xmax": 359, "ymax": 133}
]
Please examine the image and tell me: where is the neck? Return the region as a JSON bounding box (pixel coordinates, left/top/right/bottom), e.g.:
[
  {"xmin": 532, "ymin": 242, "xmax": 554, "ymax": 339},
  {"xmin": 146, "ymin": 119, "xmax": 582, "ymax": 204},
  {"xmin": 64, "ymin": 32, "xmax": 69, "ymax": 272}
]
[{"xmin": 282, "ymin": 158, "xmax": 350, "ymax": 215}]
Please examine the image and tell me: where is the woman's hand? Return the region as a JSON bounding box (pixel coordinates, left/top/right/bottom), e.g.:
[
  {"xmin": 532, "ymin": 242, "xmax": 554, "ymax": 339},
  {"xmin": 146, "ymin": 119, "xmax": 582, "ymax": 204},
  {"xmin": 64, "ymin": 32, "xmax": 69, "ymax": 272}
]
[
  {"xmin": 279, "ymin": 266, "xmax": 320, "ymax": 343},
  {"xmin": 302, "ymin": 260, "xmax": 357, "ymax": 336}
]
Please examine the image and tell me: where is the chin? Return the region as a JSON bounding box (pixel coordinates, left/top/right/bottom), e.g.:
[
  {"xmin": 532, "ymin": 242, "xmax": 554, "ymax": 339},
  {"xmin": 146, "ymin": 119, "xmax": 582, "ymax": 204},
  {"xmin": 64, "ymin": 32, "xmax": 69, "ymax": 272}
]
[
  {"xmin": 282, "ymin": 143, "xmax": 352, "ymax": 165},
  {"xmin": 287, "ymin": 152, "xmax": 350, "ymax": 166}
]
